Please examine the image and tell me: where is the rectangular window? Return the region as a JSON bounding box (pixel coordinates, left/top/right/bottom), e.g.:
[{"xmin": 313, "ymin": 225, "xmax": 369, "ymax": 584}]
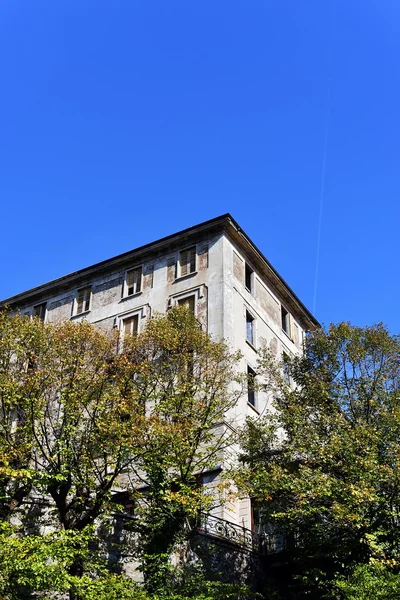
[
  {"xmin": 245, "ymin": 263, "xmax": 254, "ymax": 293},
  {"xmin": 247, "ymin": 366, "xmax": 256, "ymax": 407},
  {"xmin": 122, "ymin": 314, "xmax": 139, "ymax": 338},
  {"xmin": 76, "ymin": 286, "xmax": 91, "ymax": 315},
  {"xmin": 281, "ymin": 306, "xmax": 291, "ymax": 336},
  {"xmin": 246, "ymin": 311, "xmax": 255, "ymax": 346},
  {"xmin": 33, "ymin": 302, "xmax": 46, "ymax": 322},
  {"xmin": 178, "ymin": 295, "xmax": 195, "ymax": 314},
  {"xmin": 179, "ymin": 247, "xmax": 196, "ymax": 277},
  {"xmin": 125, "ymin": 266, "xmax": 142, "ymax": 297},
  {"xmin": 283, "ymin": 353, "xmax": 291, "ymax": 385},
  {"xmin": 251, "ymin": 499, "xmax": 262, "ymax": 534}
]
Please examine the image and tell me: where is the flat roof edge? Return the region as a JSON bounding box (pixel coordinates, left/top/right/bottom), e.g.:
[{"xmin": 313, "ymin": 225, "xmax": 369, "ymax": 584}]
[
  {"xmin": 0, "ymin": 213, "xmax": 319, "ymax": 330},
  {"xmin": 0, "ymin": 214, "xmax": 232, "ymax": 307}
]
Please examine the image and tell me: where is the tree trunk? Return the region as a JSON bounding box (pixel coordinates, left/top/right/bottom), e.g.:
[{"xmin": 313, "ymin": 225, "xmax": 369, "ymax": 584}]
[{"xmin": 68, "ymin": 558, "xmax": 83, "ymax": 600}]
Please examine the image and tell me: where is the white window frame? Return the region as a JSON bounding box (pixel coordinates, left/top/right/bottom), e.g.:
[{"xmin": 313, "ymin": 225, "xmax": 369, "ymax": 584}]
[
  {"xmin": 245, "ymin": 309, "xmax": 256, "ymax": 348},
  {"xmin": 121, "ymin": 313, "xmax": 139, "ymax": 339},
  {"xmin": 169, "ymin": 286, "xmax": 205, "ymax": 317},
  {"xmin": 178, "ymin": 246, "xmax": 197, "ymax": 278},
  {"xmin": 74, "ymin": 286, "xmax": 92, "ymax": 316},
  {"xmin": 116, "ymin": 305, "xmax": 149, "ymax": 349},
  {"xmin": 123, "ymin": 265, "xmax": 143, "ymax": 298}
]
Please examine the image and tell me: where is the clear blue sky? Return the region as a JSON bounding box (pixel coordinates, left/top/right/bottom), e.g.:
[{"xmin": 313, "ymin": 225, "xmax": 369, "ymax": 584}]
[{"xmin": 1, "ymin": 1, "xmax": 399, "ymax": 330}]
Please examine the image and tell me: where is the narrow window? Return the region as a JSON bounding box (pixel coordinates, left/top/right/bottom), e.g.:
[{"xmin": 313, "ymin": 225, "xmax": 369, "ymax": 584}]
[
  {"xmin": 122, "ymin": 314, "xmax": 139, "ymax": 338},
  {"xmin": 246, "ymin": 311, "xmax": 255, "ymax": 346},
  {"xmin": 283, "ymin": 353, "xmax": 291, "ymax": 385},
  {"xmin": 251, "ymin": 499, "xmax": 262, "ymax": 533},
  {"xmin": 179, "ymin": 247, "xmax": 196, "ymax": 277},
  {"xmin": 245, "ymin": 263, "xmax": 254, "ymax": 293},
  {"xmin": 247, "ymin": 366, "xmax": 256, "ymax": 407},
  {"xmin": 281, "ymin": 306, "xmax": 291, "ymax": 336},
  {"xmin": 125, "ymin": 266, "xmax": 142, "ymax": 296},
  {"xmin": 33, "ymin": 302, "xmax": 46, "ymax": 322},
  {"xmin": 76, "ymin": 286, "xmax": 91, "ymax": 315},
  {"xmin": 178, "ymin": 295, "xmax": 195, "ymax": 314}
]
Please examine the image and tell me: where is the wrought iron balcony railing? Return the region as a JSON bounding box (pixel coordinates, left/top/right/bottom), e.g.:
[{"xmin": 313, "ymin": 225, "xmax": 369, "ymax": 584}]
[
  {"xmin": 197, "ymin": 513, "xmax": 261, "ymax": 552},
  {"xmin": 197, "ymin": 513, "xmax": 290, "ymax": 555}
]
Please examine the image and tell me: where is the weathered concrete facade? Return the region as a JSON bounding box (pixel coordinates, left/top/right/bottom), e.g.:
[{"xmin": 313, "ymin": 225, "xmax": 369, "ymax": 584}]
[{"xmin": 0, "ymin": 214, "xmax": 318, "ymax": 538}]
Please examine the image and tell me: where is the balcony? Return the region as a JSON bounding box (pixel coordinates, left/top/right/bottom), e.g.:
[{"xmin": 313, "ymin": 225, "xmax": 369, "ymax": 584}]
[{"xmin": 197, "ymin": 513, "xmax": 290, "ymax": 555}]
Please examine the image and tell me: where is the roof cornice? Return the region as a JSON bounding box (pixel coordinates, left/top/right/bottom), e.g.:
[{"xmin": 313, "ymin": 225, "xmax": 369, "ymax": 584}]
[{"xmin": 0, "ymin": 213, "xmax": 319, "ymax": 330}]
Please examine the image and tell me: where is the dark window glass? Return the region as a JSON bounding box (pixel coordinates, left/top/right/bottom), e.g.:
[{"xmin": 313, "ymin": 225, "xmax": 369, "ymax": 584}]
[
  {"xmin": 245, "ymin": 264, "xmax": 253, "ymax": 293},
  {"xmin": 246, "ymin": 311, "xmax": 254, "ymax": 345},
  {"xmin": 281, "ymin": 306, "xmax": 290, "ymax": 335},
  {"xmin": 247, "ymin": 366, "xmax": 256, "ymax": 406},
  {"xmin": 33, "ymin": 303, "xmax": 46, "ymax": 322},
  {"xmin": 126, "ymin": 267, "xmax": 142, "ymax": 296}
]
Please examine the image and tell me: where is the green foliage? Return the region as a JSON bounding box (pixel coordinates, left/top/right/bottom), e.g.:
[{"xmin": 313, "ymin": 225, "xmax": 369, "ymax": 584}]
[
  {"xmin": 0, "ymin": 308, "xmax": 242, "ymax": 598},
  {"xmin": 115, "ymin": 308, "xmax": 241, "ymax": 592},
  {"xmin": 0, "ymin": 524, "xmax": 146, "ymax": 599},
  {"xmin": 333, "ymin": 563, "xmax": 400, "ymax": 599},
  {"xmin": 141, "ymin": 562, "xmax": 257, "ymax": 600},
  {"xmin": 234, "ymin": 323, "xmax": 400, "ymax": 597}
]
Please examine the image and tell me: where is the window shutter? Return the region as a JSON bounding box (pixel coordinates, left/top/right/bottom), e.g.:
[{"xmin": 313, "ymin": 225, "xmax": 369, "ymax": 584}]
[
  {"xmin": 189, "ymin": 248, "xmax": 196, "ymax": 273},
  {"xmin": 133, "ymin": 267, "xmax": 142, "ymax": 293},
  {"xmin": 178, "ymin": 295, "xmax": 195, "ymax": 314},
  {"xmin": 76, "ymin": 287, "xmax": 91, "ymax": 314},
  {"xmin": 180, "ymin": 251, "xmax": 188, "ymax": 277},
  {"xmin": 126, "ymin": 270, "xmax": 134, "ymax": 295},
  {"xmin": 84, "ymin": 291, "xmax": 90, "ymax": 312},
  {"xmin": 126, "ymin": 267, "xmax": 142, "ymax": 295},
  {"xmin": 123, "ymin": 317, "xmax": 131, "ymax": 337},
  {"xmin": 123, "ymin": 315, "xmax": 138, "ymax": 337},
  {"xmin": 179, "ymin": 247, "xmax": 196, "ymax": 277},
  {"xmin": 76, "ymin": 290, "xmax": 84, "ymax": 314}
]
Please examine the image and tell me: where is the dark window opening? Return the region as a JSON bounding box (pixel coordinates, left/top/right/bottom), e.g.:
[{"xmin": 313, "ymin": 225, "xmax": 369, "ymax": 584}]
[
  {"xmin": 281, "ymin": 306, "xmax": 290, "ymax": 335},
  {"xmin": 126, "ymin": 266, "xmax": 142, "ymax": 296},
  {"xmin": 76, "ymin": 287, "xmax": 91, "ymax": 314},
  {"xmin": 247, "ymin": 366, "xmax": 256, "ymax": 407},
  {"xmin": 245, "ymin": 263, "xmax": 253, "ymax": 293},
  {"xmin": 33, "ymin": 303, "xmax": 46, "ymax": 322},
  {"xmin": 110, "ymin": 491, "xmax": 135, "ymax": 515},
  {"xmin": 246, "ymin": 311, "xmax": 255, "ymax": 346},
  {"xmin": 283, "ymin": 353, "xmax": 291, "ymax": 385}
]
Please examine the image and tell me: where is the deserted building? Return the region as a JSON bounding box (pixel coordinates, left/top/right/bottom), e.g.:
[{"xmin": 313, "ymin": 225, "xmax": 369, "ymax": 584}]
[{"xmin": 0, "ymin": 214, "xmax": 318, "ymax": 548}]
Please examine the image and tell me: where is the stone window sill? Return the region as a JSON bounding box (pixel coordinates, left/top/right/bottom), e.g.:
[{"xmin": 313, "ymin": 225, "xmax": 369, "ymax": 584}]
[
  {"xmin": 71, "ymin": 310, "xmax": 90, "ymax": 320},
  {"xmin": 174, "ymin": 271, "xmax": 198, "ymax": 283},
  {"xmin": 120, "ymin": 291, "xmax": 143, "ymax": 303},
  {"xmin": 245, "ymin": 340, "xmax": 257, "ymax": 353},
  {"xmin": 248, "ymin": 402, "xmax": 259, "ymax": 414}
]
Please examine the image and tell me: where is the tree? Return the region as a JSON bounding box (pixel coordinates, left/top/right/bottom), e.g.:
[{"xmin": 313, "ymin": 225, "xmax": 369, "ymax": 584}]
[
  {"xmin": 0, "ymin": 311, "xmax": 145, "ymax": 598},
  {"xmin": 0, "ymin": 524, "xmax": 145, "ymax": 600},
  {"xmin": 113, "ymin": 307, "xmax": 242, "ymax": 593},
  {"xmin": 0, "ymin": 312, "xmax": 48, "ymax": 521},
  {"xmin": 234, "ymin": 323, "xmax": 400, "ymax": 598},
  {"xmin": 0, "ymin": 307, "xmax": 242, "ymax": 598}
]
